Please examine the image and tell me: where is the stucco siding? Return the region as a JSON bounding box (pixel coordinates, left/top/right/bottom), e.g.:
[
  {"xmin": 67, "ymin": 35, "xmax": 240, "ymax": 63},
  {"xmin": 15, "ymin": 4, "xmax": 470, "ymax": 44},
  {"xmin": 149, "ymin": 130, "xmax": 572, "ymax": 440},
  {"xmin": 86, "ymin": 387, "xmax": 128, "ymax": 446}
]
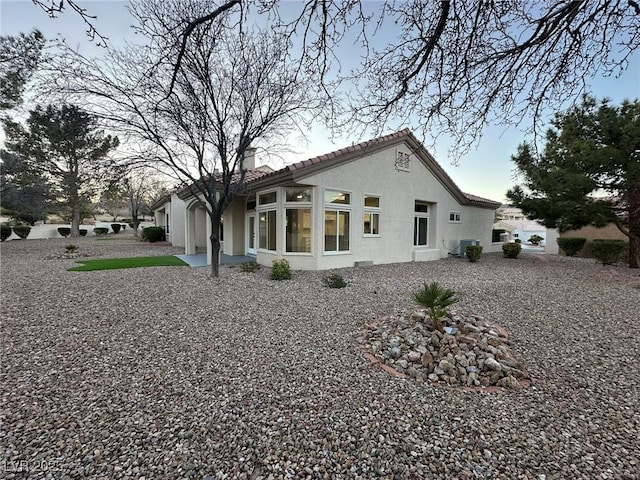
[{"xmin": 283, "ymin": 140, "xmax": 496, "ymax": 269}]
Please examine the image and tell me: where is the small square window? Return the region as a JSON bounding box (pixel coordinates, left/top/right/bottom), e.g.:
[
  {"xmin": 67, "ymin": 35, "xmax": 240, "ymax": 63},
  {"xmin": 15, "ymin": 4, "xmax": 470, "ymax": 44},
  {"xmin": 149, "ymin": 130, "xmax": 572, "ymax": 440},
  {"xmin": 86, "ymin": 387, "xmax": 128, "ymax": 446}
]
[
  {"xmin": 449, "ymin": 212, "xmax": 461, "ymax": 223},
  {"xmin": 364, "ymin": 195, "xmax": 380, "ymax": 208}
]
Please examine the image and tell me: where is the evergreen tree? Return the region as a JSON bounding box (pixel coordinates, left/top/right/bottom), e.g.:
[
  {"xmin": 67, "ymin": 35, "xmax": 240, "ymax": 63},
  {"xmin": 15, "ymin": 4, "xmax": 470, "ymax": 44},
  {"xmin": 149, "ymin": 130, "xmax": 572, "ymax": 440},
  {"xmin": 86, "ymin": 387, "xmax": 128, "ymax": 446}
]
[
  {"xmin": 2, "ymin": 104, "xmax": 120, "ymax": 237},
  {"xmin": 508, "ymin": 96, "xmax": 640, "ymax": 268},
  {"xmin": 0, "ymin": 149, "xmax": 54, "ymax": 224},
  {"xmin": 0, "ymin": 29, "xmax": 45, "ymax": 110}
]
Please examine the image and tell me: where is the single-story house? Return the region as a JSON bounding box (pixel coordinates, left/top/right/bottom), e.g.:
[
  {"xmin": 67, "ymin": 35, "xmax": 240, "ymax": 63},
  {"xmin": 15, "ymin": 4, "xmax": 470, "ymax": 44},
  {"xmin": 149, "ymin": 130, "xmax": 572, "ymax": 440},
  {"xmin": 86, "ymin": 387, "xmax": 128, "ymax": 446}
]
[{"xmin": 153, "ymin": 129, "xmax": 502, "ymax": 270}]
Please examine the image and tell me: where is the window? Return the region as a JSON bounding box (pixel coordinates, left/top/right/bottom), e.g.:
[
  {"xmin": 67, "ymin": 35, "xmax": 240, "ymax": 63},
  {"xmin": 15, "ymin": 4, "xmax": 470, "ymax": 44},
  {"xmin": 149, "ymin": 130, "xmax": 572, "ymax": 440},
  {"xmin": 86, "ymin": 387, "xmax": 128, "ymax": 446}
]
[
  {"xmin": 258, "ymin": 191, "xmax": 277, "ymax": 205},
  {"xmin": 165, "ymin": 213, "xmax": 170, "ymax": 234},
  {"xmin": 246, "ymin": 194, "xmax": 256, "ymax": 211},
  {"xmin": 325, "ymin": 210, "xmax": 350, "ymax": 252},
  {"xmin": 324, "ymin": 190, "xmax": 350, "ymax": 205},
  {"xmin": 286, "ymin": 188, "xmax": 312, "ymax": 202},
  {"xmin": 325, "ymin": 189, "xmax": 351, "ymax": 252},
  {"xmin": 286, "ymin": 208, "xmax": 311, "ymax": 252},
  {"xmin": 258, "ymin": 210, "xmax": 276, "ymax": 251},
  {"xmin": 364, "ymin": 195, "xmax": 381, "ymax": 236},
  {"xmin": 449, "ymin": 211, "xmax": 461, "ymax": 223},
  {"xmin": 414, "ymin": 201, "xmax": 429, "ymax": 246}
]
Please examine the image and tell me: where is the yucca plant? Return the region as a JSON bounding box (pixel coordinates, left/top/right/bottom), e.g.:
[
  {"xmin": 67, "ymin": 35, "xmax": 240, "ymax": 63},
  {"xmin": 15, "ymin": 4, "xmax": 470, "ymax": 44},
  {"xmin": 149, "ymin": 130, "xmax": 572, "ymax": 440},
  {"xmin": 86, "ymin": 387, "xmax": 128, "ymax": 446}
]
[{"xmin": 413, "ymin": 282, "xmax": 459, "ymax": 332}]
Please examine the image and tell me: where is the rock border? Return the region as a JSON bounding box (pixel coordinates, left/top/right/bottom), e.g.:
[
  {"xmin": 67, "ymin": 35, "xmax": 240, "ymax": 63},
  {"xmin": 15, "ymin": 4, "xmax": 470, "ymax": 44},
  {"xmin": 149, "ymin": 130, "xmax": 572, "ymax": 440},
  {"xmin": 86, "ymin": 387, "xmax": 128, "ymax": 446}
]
[{"xmin": 357, "ymin": 310, "xmax": 531, "ymax": 393}]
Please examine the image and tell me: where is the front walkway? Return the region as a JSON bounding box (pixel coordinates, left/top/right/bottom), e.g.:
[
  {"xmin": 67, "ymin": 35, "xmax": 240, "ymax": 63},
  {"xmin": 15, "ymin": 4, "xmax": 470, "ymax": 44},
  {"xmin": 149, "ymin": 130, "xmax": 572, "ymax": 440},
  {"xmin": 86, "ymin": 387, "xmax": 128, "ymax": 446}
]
[{"xmin": 175, "ymin": 253, "xmax": 256, "ymax": 267}]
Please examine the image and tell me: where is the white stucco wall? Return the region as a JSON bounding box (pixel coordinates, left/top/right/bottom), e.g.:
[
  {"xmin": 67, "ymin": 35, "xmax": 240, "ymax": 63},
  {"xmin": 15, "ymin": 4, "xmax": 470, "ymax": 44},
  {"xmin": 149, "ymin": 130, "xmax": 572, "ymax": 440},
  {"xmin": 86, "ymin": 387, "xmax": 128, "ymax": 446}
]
[{"xmin": 255, "ymin": 140, "xmax": 497, "ymax": 270}]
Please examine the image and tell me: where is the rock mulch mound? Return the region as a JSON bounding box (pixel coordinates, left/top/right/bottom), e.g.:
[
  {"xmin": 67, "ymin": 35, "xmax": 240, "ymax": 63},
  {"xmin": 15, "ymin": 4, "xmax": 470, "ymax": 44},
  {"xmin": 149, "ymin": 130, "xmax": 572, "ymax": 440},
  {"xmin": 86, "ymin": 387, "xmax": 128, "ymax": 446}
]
[{"xmin": 358, "ymin": 309, "xmax": 530, "ymax": 391}]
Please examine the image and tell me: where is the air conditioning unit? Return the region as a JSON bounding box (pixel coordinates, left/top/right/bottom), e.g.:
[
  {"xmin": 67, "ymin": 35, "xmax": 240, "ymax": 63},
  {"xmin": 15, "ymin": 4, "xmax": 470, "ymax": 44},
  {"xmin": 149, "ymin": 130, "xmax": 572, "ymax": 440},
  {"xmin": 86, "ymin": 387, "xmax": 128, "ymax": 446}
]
[{"xmin": 460, "ymin": 239, "xmax": 479, "ymax": 258}]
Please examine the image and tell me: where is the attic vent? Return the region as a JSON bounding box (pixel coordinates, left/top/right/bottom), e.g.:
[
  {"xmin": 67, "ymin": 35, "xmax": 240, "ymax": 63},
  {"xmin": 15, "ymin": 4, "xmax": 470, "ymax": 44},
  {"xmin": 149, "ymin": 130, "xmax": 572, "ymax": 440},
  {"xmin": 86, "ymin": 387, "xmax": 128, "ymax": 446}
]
[{"xmin": 395, "ymin": 151, "xmax": 410, "ymax": 172}]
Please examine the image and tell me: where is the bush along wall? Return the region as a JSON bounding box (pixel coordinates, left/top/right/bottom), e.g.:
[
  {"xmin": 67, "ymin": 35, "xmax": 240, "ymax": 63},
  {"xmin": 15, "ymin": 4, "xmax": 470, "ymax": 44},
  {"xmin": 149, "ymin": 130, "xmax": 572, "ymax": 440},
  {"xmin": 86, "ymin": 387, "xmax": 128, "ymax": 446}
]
[
  {"xmin": 0, "ymin": 224, "xmax": 12, "ymax": 241},
  {"xmin": 465, "ymin": 245, "xmax": 483, "ymax": 262},
  {"xmin": 94, "ymin": 227, "xmax": 109, "ymax": 236},
  {"xmin": 557, "ymin": 237, "xmax": 587, "ymax": 257},
  {"xmin": 58, "ymin": 227, "xmax": 71, "ymax": 238},
  {"xmin": 12, "ymin": 225, "xmax": 31, "ymax": 239},
  {"xmin": 590, "ymin": 239, "xmax": 628, "ymax": 265},
  {"xmin": 141, "ymin": 226, "xmax": 164, "ymax": 243},
  {"xmin": 502, "ymin": 242, "xmax": 522, "ymax": 259}
]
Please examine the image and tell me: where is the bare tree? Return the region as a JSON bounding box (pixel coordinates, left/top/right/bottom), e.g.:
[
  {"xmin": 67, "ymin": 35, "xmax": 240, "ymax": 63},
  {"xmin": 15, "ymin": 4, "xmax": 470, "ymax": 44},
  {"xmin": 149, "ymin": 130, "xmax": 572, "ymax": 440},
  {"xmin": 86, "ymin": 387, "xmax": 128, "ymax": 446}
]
[
  {"xmin": 31, "ymin": 1, "xmax": 638, "ymax": 155},
  {"xmin": 121, "ymin": 170, "xmax": 169, "ymax": 237},
  {"xmin": 46, "ymin": 0, "xmax": 326, "ymax": 276}
]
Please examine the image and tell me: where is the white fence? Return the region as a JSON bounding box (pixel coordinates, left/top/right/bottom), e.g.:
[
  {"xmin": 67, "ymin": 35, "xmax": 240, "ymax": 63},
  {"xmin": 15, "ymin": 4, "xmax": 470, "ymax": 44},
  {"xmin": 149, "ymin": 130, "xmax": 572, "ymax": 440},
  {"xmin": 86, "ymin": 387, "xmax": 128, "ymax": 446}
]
[{"xmin": 2, "ymin": 222, "xmax": 153, "ymax": 241}]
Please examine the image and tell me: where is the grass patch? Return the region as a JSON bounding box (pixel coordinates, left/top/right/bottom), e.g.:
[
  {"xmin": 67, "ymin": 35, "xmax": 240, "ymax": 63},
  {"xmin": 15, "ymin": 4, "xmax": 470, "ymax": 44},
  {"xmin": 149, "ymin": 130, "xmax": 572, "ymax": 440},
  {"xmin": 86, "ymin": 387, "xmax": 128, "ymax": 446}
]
[{"xmin": 69, "ymin": 255, "xmax": 188, "ymax": 271}]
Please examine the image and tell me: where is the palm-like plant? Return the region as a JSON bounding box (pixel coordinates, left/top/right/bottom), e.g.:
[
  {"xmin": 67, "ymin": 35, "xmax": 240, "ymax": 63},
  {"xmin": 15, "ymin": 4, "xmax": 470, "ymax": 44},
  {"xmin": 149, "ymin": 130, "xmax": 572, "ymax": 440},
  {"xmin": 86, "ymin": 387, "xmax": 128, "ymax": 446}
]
[{"xmin": 413, "ymin": 282, "xmax": 459, "ymax": 332}]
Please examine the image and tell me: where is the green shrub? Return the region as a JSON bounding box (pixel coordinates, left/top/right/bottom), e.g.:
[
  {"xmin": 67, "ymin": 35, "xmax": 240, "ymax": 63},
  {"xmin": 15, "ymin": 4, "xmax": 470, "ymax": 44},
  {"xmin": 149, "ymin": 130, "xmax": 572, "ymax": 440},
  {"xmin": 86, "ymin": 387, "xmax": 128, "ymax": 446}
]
[
  {"xmin": 271, "ymin": 259, "xmax": 291, "ymax": 280},
  {"xmin": 58, "ymin": 227, "xmax": 71, "ymax": 237},
  {"xmin": 413, "ymin": 282, "xmax": 459, "ymax": 332},
  {"xmin": 239, "ymin": 261, "xmax": 261, "ymax": 273},
  {"xmin": 514, "ymin": 238, "xmax": 522, "ymax": 244},
  {"xmin": 590, "ymin": 239, "xmax": 627, "ymax": 265},
  {"xmin": 465, "ymin": 245, "xmax": 483, "ymax": 262},
  {"xmin": 94, "ymin": 227, "xmax": 109, "ymax": 236},
  {"xmin": 13, "ymin": 225, "xmax": 31, "ymax": 239},
  {"xmin": 557, "ymin": 237, "xmax": 587, "ymax": 257},
  {"xmin": 0, "ymin": 224, "xmax": 12, "ymax": 241},
  {"xmin": 141, "ymin": 226, "xmax": 164, "ymax": 243},
  {"xmin": 502, "ymin": 242, "xmax": 522, "ymax": 259},
  {"xmin": 324, "ymin": 272, "xmax": 347, "ymax": 288},
  {"xmin": 528, "ymin": 234, "xmax": 544, "ymax": 246},
  {"xmin": 111, "ymin": 223, "xmax": 121, "ymax": 234},
  {"xmin": 79, "ymin": 229, "xmax": 88, "ymax": 237},
  {"xmin": 65, "ymin": 244, "xmax": 79, "ymax": 253}
]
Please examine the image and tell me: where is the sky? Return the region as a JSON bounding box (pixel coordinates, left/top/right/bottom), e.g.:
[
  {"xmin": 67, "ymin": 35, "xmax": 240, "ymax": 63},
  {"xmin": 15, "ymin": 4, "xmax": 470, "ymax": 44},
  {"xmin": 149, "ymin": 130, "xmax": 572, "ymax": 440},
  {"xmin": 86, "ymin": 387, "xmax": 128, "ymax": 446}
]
[{"xmin": 1, "ymin": 0, "xmax": 639, "ymax": 203}]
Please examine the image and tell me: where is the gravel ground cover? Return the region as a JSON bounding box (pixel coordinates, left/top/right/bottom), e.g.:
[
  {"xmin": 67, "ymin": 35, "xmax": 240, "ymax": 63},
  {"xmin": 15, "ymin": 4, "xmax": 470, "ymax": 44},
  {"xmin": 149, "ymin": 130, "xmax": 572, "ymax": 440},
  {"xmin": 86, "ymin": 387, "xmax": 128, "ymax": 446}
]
[{"xmin": 1, "ymin": 238, "xmax": 639, "ymax": 479}]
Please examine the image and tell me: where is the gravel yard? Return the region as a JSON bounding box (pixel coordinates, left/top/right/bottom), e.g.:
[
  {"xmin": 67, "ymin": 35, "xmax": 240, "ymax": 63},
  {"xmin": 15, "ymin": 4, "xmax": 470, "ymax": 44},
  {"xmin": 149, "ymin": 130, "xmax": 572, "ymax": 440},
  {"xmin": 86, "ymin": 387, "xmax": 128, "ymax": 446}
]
[{"xmin": 1, "ymin": 238, "xmax": 639, "ymax": 479}]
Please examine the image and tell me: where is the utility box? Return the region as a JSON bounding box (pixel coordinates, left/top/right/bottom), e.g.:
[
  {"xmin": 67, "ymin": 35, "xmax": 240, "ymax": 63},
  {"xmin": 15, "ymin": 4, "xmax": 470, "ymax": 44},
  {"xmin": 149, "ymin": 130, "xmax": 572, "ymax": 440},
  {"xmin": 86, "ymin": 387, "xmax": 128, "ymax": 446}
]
[{"xmin": 460, "ymin": 239, "xmax": 479, "ymax": 258}]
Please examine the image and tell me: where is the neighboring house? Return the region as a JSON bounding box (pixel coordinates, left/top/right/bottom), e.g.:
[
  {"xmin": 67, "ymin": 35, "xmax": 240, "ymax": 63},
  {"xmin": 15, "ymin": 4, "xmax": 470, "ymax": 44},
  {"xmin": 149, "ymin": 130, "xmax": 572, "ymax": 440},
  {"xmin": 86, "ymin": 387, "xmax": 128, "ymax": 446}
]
[
  {"xmin": 494, "ymin": 219, "xmax": 547, "ymax": 244},
  {"xmin": 492, "ymin": 211, "xmax": 560, "ymax": 254},
  {"xmin": 153, "ymin": 129, "xmax": 501, "ymax": 270},
  {"xmin": 496, "ymin": 205, "xmax": 526, "ymax": 221}
]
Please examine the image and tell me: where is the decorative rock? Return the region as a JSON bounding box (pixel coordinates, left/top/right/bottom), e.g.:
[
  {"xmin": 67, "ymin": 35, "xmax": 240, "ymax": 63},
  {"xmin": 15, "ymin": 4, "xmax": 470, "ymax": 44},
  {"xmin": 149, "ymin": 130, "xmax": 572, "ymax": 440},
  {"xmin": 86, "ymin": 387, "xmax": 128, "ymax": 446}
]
[
  {"xmin": 360, "ymin": 308, "xmax": 529, "ymax": 391},
  {"xmin": 407, "ymin": 351, "xmax": 422, "ymax": 362},
  {"xmin": 421, "ymin": 351, "xmax": 433, "ymax": 366},
  {"xmin": 484, "ymin": 357, "xmax": 502, "ymax": 371},
  {"xmin": 496, "ymin": 375, "xmax": 519, "ymax": 389},
  {"xmin": 389, "ymin": 346, "xmax": 402, "ymax": 358}
]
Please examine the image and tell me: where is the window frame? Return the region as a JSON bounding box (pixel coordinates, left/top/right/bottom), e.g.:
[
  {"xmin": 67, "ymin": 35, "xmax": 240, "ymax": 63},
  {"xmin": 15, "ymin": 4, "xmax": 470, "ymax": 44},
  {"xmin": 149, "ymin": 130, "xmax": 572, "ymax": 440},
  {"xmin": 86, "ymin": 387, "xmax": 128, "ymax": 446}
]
[
  {"xmin": 363, "ymin": 194, "xmax": 381, "ymax": 237},
  {"xmin": 257, "ymin": 209, "xmax": 277, "ymax": 252},
  {"xmin": 414, "ymin": 201, "xmax": 430, "ymax": 247},
  {"xmin": 324, "ymin": 188, "xmax": 352, "ymax": 254},
  {"xmin": 284, "ymin": 188, "xmax": 313, "ymax": 255},
  {"xmin": 449, "ymin": 211, "xmax": 462, "ymax": 223},
  {"xmin": 257, "ymin": 189, "xmax": 277, "ymax": 206}
]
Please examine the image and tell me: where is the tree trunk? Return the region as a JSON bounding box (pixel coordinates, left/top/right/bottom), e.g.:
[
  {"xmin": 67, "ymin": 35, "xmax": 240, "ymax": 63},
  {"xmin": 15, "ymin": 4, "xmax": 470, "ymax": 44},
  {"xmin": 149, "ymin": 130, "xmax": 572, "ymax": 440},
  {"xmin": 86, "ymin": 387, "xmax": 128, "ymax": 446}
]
[
  {"xmin": 209, "ymin": 213, "xmax": 222, "ymax": 277},
  {"xmin": 628, "ymin": 184, "xmax": 640, "ymax": 269},
  {"xmin": 210, "ymin": 236, "xmax": 220, "ymax": 277},
  {"xmin": 71, "ymin": 206, "xmax": 81, "ymax": 238},
  {"xmin": 629, "ymin": 236, "xmax": 640, "ymax": 269}
]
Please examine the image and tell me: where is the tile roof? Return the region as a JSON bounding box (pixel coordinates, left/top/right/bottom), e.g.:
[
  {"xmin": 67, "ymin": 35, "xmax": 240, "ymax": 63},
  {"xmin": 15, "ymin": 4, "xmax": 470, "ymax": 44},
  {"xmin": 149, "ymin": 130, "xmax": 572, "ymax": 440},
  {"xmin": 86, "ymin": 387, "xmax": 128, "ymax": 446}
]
[{"xmin": 174, "ymin": 129, "xmax": 501, "ymax": 209}]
